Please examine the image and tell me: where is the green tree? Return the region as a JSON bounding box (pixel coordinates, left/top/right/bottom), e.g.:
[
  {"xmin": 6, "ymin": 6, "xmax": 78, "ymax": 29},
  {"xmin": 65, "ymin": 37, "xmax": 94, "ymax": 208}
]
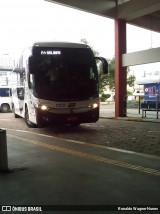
[
  {"xmin": 127, "ymin": 75, "xmax": 136, "ymax": 87},
  {"xmin": 99, "ymin": 58, "xmax": 136, "ymax": 93}
]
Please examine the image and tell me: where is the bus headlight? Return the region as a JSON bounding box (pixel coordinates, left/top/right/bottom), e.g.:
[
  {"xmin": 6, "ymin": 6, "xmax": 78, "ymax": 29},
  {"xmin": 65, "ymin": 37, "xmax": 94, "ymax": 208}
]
[
  {"xmin": 88, "ymin": 103, "xmax": 99, "ymax": 109},
  {"xmin": 40, "ymin": 105, "xmax": 48, "ymax": 111},
  {"xmin": 93, "ymin": 103, "xmax": 98, "ymax": 109}
]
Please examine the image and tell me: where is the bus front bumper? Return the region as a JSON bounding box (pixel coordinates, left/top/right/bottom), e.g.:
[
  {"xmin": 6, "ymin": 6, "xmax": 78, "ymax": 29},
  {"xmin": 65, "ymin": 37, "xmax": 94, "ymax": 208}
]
[{"xmin": 35, "ymin": 108, "xmax": 99, "ymax": 125}]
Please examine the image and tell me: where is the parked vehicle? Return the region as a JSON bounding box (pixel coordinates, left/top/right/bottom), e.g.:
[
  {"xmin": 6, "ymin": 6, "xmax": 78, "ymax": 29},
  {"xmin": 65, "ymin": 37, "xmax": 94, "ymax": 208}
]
[{"xmin": 0, "ymin": 86, "xmax": 12, "ymax": 113}]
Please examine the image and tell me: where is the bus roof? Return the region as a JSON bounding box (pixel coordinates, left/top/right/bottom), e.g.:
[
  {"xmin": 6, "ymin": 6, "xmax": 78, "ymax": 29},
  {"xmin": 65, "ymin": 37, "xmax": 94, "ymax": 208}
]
[{"xmin": 32, "ymin": 42, "xmax": 89, "ymax": 49}]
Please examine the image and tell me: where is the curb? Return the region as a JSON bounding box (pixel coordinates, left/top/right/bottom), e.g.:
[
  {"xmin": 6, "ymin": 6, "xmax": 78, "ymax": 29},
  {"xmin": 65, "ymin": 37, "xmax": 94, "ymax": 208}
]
[{"xmin": 100, "ymin": 116, "xmax": 160, "ymax": 123}]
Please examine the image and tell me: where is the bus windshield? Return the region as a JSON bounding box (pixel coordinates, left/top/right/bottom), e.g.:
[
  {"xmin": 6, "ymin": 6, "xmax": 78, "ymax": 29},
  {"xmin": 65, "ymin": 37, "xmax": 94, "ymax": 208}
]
[{"xmin": 32, "ymin": 48, "xmax": 98, "ymax": 101}]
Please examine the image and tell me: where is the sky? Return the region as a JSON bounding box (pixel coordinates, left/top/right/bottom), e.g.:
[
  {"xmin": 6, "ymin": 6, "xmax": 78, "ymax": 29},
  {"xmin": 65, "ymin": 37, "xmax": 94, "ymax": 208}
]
[
  {"xmin": 0, "ymin": 0, "xmax": 115, "ymax": 59},
  {"xmin": 0, "ymin": 0, "xmax": 160, "ymax": 78}
]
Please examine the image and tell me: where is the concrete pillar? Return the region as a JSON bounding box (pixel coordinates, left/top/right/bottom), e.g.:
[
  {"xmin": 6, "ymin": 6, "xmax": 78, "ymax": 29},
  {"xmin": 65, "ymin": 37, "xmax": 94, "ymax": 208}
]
[
  {"xmin": 0, "ymin": 129, "xmax": 8, "ymax": 172},
  {"xmin": 115, "ymin": 19, "xmax": 127, "ymax": 117}
]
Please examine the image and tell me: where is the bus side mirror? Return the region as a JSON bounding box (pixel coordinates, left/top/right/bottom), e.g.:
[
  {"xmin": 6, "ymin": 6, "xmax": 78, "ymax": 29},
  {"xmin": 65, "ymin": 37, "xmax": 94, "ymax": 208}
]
[
  {"xmin": 28, "ymin": 56, "xmax": 35, "ymax": 74},
  {"xmin": 95, "ymin": 57, "xmax": 108, "ymax": 74}
]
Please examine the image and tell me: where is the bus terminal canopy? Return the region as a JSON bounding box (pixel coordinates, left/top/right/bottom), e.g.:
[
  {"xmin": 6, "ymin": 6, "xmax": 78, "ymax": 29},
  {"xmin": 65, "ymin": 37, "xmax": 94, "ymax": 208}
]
[{"xmin": 45, "ymin": 0, "xmax": 160, "ymax": 33}]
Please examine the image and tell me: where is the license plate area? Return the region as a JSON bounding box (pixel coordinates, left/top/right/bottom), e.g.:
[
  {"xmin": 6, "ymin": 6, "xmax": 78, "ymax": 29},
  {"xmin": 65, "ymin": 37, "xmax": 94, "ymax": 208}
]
[{"xmin": 67, "ymin": 116, "xmax": 78, "ymax": 122}]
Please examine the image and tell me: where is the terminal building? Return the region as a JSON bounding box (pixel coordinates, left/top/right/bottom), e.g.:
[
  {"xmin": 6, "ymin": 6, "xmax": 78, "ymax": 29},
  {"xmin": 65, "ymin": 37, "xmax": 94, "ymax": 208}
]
[{"xmin": 0, "ymin": 56, "xmax": 15, "ymax": 86}]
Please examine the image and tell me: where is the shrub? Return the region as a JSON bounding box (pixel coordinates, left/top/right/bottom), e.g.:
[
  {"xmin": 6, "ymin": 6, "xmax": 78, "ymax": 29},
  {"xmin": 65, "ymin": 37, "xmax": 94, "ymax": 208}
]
[{"xmin": 100, "ymin": 93, "xmax": 111, "ymax": 102}]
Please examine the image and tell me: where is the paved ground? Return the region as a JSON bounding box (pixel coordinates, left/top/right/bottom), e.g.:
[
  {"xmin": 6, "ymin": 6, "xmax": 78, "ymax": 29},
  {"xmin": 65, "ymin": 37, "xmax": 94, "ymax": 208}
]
[
  {"xmin": 0, "ymin": 110, "xmax": 160, "ymax": 157},
  {"xmin": 0, "ymin": 109, "xmax": 160, "ymax": 213},
  {"xmin": 1, "ymin": 128, "xmax": 160, "ymax": 213}
]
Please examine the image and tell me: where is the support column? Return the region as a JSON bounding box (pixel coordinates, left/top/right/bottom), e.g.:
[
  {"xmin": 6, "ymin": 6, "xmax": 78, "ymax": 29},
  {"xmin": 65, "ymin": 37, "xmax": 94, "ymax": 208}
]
[
  {"xmin": 115, "ymin": 19, "xmax": 127, "ymax": 117},
  {"xmin": 0, "ymin": 129, "xmax": 8, "ymax": 172}
]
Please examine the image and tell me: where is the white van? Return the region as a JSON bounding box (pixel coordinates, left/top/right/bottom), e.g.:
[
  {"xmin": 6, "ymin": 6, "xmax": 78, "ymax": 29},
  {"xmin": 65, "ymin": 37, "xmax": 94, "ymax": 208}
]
[{"xmin": 0, "ymin": 86, "xmax": 12, "ymax": 113}]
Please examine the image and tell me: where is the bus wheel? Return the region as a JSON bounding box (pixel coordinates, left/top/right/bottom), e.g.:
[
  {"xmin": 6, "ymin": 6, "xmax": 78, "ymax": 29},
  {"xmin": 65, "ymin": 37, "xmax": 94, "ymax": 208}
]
[
  {"xmin": 25, "ymin": 107, "xmax": 37, "ymax": 128},
  {"xmin": 1, "ymin": 104, "xmax": 10, "ymax": 113}
]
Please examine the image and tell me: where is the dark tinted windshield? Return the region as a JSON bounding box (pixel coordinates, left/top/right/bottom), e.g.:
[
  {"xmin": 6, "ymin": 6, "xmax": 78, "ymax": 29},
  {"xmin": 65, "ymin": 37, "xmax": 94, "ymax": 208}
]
[{"xmin": 32, "ymin": 47, "xmax": 98, "ymax": 101}]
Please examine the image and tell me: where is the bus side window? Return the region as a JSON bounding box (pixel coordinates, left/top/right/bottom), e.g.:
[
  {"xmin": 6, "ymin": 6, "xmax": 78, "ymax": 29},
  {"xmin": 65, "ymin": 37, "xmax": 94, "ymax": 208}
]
[
  {"xmin": 0, "ymin": 88, "xmax": 10, "ymax": 97},
  {"xmin": 90, "ymin": 67, "xmax": 96, "ymax": 80},
  {"xmin": 9, "ymin": 88, "xmax": 12, "ymax": 96},
  {"xmin": 28, "ymin": 74, "xmax": 34, "ymax": 89},
  {"xmin": 17, "ymin": 88, "xmax": 24, "ymax": 100}
]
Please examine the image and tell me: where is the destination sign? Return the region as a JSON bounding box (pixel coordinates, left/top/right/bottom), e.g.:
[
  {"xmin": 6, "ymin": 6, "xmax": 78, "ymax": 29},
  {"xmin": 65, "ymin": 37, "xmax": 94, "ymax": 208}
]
[{"xmin": 41, "ymin": 50, "xmax": 61, "ymax": 55}]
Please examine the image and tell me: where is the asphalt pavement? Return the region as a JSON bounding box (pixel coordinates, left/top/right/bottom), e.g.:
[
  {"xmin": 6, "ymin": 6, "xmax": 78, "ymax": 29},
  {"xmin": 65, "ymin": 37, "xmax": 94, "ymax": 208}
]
[
  {"xmin": 0, "ymin": 128, "xmax": 160, "ymax": 213},
  {"xmin": 0, "ymin": 105, "xmax": 160, "ymax": 213}
]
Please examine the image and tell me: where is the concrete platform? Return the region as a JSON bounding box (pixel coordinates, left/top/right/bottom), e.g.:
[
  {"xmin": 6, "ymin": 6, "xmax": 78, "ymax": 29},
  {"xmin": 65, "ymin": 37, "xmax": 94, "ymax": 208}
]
[{"xmin": 0, "ymin": 111, "xmax": 160, "ymax": 213}]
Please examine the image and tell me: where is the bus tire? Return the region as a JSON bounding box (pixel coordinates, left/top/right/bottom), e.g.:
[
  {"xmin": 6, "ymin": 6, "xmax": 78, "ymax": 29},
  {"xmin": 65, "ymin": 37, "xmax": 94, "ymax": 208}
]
[
  {"xmin": 25, "ymin": 107, "xmax": 37, "ymax": 128},
  {"xmin": 1, "ymin": 104, "xmax": 10, "ymax": 113}
]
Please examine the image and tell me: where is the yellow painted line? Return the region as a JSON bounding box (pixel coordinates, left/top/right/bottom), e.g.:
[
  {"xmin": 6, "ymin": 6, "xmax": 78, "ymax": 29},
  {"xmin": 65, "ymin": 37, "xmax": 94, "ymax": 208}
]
[
  {"xmin": 3, "ymin": 127, "xmax": 160, "ymax": 160},
  {"xmin": 8, "ymin": 134, "xmax": 160, "ymax": 177}
]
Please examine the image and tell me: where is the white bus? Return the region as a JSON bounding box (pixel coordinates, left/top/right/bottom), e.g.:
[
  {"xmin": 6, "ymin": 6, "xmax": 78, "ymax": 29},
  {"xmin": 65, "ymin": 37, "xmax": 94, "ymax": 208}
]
[
  {"xmin": 0, "ymin": 86, "xmax": 12, "ymax": 113},
  {"xmin": 11, "ymin": 42, "xmax": 108, "ymax": 127}
]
